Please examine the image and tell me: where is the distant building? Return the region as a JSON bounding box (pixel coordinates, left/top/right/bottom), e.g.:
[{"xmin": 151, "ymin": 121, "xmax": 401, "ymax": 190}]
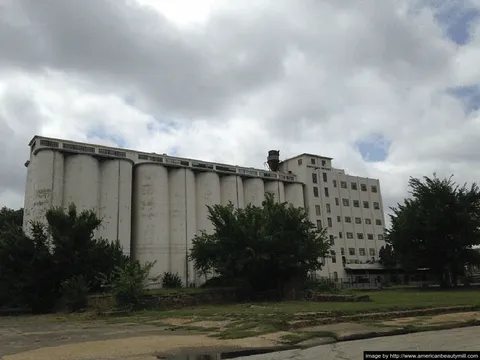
[
  {"xmin": 279, "ymin": 154, "xmax": 386, "ymax": 282},
  {"xmin": 23, "ymin": 136, "xmax": 386, "ymax": 286}
]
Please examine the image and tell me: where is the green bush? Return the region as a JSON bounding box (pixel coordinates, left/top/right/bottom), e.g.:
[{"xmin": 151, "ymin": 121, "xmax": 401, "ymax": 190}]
[
  {"xmin": 162, "ymin": 272, "xmax": 183, "ymax": 288},
  {"xmin": 61, "ymin": 276, "xmax": 89, "ymax": 312},
  {"xmin": 110, "ymin": 261, "xmax": 158, "ymax": 310},
  {"xmin": 304, "ymin": 276, "xmax": 340, "ymax": 293}
]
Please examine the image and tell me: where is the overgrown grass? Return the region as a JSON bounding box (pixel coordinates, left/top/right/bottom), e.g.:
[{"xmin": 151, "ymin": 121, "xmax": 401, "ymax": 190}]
[
  {"xmin": 135, "ymin": 288, "xmax": 480, "ymax": 319},
  {"xmin": 281, "ymin": 331, "xmax": 337, "ymax": 344},
  {"xmin": 144, "ymin": 286, "xmax": 235, "ymax": 295}
]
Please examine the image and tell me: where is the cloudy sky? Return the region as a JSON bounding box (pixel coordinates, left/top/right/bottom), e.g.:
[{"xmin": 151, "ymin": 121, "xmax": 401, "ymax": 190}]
[{"xmin": 1, "ymin": 0, "xmax": 480, "ymax": 224}]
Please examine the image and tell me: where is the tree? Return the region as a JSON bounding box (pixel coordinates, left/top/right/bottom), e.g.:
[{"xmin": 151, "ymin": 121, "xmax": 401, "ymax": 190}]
[
  {"xmin": 45, "ymin": 204, "xmax": 128, "ymax": 292},
  {"xmin": 387, "ymin": 175, "xmax": 480, "ymax": 287},
  {"xmin": 190, "ymin": 194, "xmax": 331, "ymax": 294},
  {"xmin": 378, "ymin": 244, "xmax": 397, "ymax": 269},
  {"xmin": 0, "ymin": 222, "xmax": 56, "ymax": 312},
  {"xmin": 0, "ymin": 203, "xmax": 129, "ymax": 312},
  {"xmin": 0, "ymin": 207, "xmax": 23, "ymax": 232}
]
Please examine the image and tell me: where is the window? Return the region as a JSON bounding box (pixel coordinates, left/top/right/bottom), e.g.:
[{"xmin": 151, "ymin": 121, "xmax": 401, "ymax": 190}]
[
  {"xmin": 311, "ymin": 158, "xmax": 316, "ymax": 165},
  {"xmin": 369, "ymin": 248, "xmax": 376, "ymax": 256},
  {"xmin": 371, "ymin": 185, "xmax": 378, "ymax": 193},
  {"xmin": 378, "ymin": 234, "xmax": 384, "ymax": 240},
  {"xmin": 322, "ymin": 160, "xmax": 326, "ymax": 166},
  {"xmin": 345, "ymin": 216, "xmax": 352, "ymax": 223},
  {"xmin": 361, "ymin": 184, "xmax": 367, "ymax": 191},
  {"xmin": 333, "ymin": 271, "xmax": 338, "ymax": 281},
  {"xmin": 373, "ymin": 202, "xmax": 380, "ymax": 210},
  {"xmin": 329, "ymin": 235, "xmax": 335, "ymax": 245},
  {"xmin": 375, "ymin": 219, "xmax": 382, "ymax": 226},
  {"xmin": 359, "ymin": 248, "xmax": 366, "ymax": 256},
  {"xmin": 298, "ymin": 159, "xmax": 303, "ymax": 165},
  {"xmin": 342, "ymin": 198, "xmax": 350, "ymax": 206},
  {"xmin": 355, "ymin": 217, "xmax": 362, "ymax": 224},
  {"xmin": 346, "ymin": 232, "xmax": 353, "ymax": 239},
  {"xmin": 353, "ymin": 200, "xmax": 359, "ymax": 207},
  {"xmin": 367, "ymin": 233, "xmax": 374, "ymax": 240},
  {"xmin": 330, "ymin": 250, "xmax": 336, "ymax": 263},
  {"xmin": 333, "ymin": 180, "xmax": 337, "ymax": 188},
  {"xmin": 327, "ymin": 217, "xmax": 332, "ymax": 227},
  {"xmin": 323, "ymin": 172, "xmax": 327, "ymax": 182},
  {"xmin": 341, "ymin": 181, "xmax": 347, "ymax": 189},
  {"xmin": 326, "ymin": 203, "xmax": 331, "ymax": 213},
  {"xmin": 337, "ymin": 215, "xmax": 341, "ymax": 222},
  {"xmin": 341, "ymin": 247, "xmax": 345, "ymax": 255},
  {"xmin": 315, "ymin": 205, "xmax": 321, "ymax": 216},
  {"xmin": 357, "ymin": 233, "xmax": 364, "ymax": 240},
  {"xmin": 313, "ymin": 187, "xmax": 319, "ymax": 197},
  {"xmin": 339, "ymin": 232, "xmax": 343, "ymax": 239},
  {"xmin": 312, "ymin": 173, "xmax": 318, "ymax": 184},
  {"xmin": 324, "ymin": 187, "xmax": 329, "ymax": 197},
  {"xmin": 363, "ymin": 201, "xmax": 369, "ymax": 209},
  {"xmin": 335, "ymin": 197, "xmax": 339, "ymax": 206},
  {"xmin": 365, "ymin": 218, "xmax": 372, "ymax": 225},
  {"xmin": 348, "ymin": 248, "xmax": 356, "ymax": 256},
  {"xmin": 317, "ymin": 220, "xmax": 322, "ymax": 229},
  {"xmin": 351, "ymin": 182, "xmax": 357, "ymax": 190}
]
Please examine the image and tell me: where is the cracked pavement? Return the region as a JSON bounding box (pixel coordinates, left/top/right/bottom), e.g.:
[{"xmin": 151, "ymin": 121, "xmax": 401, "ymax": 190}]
[{"xmin": 233, "ymin": 326, "xmax": 480, "ymax": 360}]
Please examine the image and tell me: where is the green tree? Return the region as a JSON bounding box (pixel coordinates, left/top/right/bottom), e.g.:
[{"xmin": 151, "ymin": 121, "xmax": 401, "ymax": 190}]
[
  {"xmin": 387, "ymin": 175, "xmax": 480, "ymax": 287},
  {"xmin": 190, "ymin": 194, "xmax": 330, "ymax": 294},
  {"xmin": 0, "ymin": 203, "xmax": 129, "ymax": 312},
  {"xmin": 378, "ymin": 244, "xmax": 397, "ymax": 269},
  {"xmin": 0, "ymin": 207, "xmax": 23, "ymax": 232},
  {"xmin": 0, "ymin": 222, "xmax": 57, "ymax": 312},
  {"xmin": 45, "ymin": 204, "xmax": 128, "ymax": 292}
]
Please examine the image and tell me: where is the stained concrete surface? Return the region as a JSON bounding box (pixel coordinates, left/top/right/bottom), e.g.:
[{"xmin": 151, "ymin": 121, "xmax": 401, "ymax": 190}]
[{"xmin": 234, "ymin": 326, "xmax": 480, "ymax": 360}]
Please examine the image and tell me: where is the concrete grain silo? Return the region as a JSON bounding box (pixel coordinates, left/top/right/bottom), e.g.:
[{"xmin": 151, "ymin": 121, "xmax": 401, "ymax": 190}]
[
  {"xmin": 243, "ymin": 178, "xmax": 265, "ymax": 207},
  {"xmin": 131, "ymin": 164, "xmax": 170, "ymax": 280},
  {"xmin": 195, "ymin": 172, "xmax": 221, "ymax": 234},
  {"xmin": 63, "ymin": 154, "xmax": 99, "ymax": 213},
  {"xmin": 284, "ymin": 183, "xmax": 305, "ymax": 208},
  {"xmin": 168, "ymin": 168, "xmax": 196, "ymax": 286},
  {"xmin": 23, "ymin": 150, "xmax": 64, "ymax": 234},
  {"xmin": 220, "ymin": 175, "xmax": 244, "ymax": 208},
  {"xmin": 195, "ymin": 171, "xmax": 221, "ymax": 283},
  {"xmin": 97, "ymin": 159, "xmax": 133, "ymax": 255},
  {"xmin": 264, "ymin": 180, "xmax": 285, "ymax": 203}
]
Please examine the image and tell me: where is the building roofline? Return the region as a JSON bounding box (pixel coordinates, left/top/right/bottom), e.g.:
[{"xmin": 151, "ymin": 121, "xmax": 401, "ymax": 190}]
[
  {"xmin": 280, "ymin": 153, "xmax": 333, "ymax": 163},
  {"xmin": 28, "ymin": 135, "xmax": 302, "ymax": 180}
]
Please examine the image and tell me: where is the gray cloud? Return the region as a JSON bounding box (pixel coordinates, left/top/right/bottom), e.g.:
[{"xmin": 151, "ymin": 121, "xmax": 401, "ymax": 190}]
[{"xmin": 0, "ymin": 0, "xmax": 480, "ymax": 226}]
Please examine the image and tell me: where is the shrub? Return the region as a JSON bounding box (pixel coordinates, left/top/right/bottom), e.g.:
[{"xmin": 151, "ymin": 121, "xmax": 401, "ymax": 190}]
[
  {"xmin": 61, "ymin": 276, "xmax": 89, "ymax": 312},
  {"xmin": 162, "ymin": 272, "xmax": 183, "ymax": 288},
  {"xmin": 110, "ymin": 261, "xmax": 158, "ymax": 310},
  {"xmin": 304, "ymin": 276, "xmax": 340, "ymax": 293}
]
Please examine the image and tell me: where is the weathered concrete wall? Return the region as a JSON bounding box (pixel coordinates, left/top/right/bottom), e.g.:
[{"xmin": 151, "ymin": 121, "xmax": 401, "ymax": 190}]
[
  {"xmin": 63, "ymin": 154, "xmax": 99, "ymax": 213},
  {"xmin": 284, "ymin": 183, "xmax": 304, "ymax": 208},
  {"xmin": 168, "ymin": 168, "xmax": 196, "ymax": 286},
  {"xmin": 131, "ymin": 164, "xmax": 170, "ymax": 279},
  {"xmin": 264, "ymin": 180, "xmax": 285, "ymax": 203},
  {"xmin": 220, "ymin": 175, "xmax": 244, "ymax": 208},
  {"xmin": 243, "ymin": 178, "xmax": 265, "ymax": 207},
  {"xmin": 97, "ymin": 159, "xmax": 133, "ymax": 255}
]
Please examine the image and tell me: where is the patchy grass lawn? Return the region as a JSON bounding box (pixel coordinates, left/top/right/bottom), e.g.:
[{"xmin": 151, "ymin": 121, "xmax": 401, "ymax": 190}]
[
  {"xmin": 138, "ymin": 288, "xmax": 480, "ymax": 317},
  {"xmin": 104, "ymin": 288, "xmax": 480, "ymax": 340}
]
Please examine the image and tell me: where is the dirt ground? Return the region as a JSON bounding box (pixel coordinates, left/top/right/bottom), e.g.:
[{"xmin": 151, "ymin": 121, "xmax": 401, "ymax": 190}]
[
  {"xmin": 0, "ymin": 315, "xmax": 279, "ymax": 360},
  {"xmin": 2, "ymin": 311, "xmax": 479, "ymax": 360},
  {"xmin": 381, "ymin": 311, "xmax": 480, "ymax": 327}
]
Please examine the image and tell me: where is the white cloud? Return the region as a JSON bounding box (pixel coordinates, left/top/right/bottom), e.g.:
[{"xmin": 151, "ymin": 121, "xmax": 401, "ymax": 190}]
[{"xmin": 1, "ymin": 0, "xmax": 480, "ymax": 227}]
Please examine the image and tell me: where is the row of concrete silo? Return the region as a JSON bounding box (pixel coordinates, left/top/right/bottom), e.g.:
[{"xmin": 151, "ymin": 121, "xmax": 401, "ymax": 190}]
[
  {"xmin": 25, "ymin": 151, "xmax": 305, "ymax": 286},
  {"xmin": 24, "ymin": 150, "xmax": 133, "ymax": 254},
  {"xmin": 131, "ymin": 164, "xmax": 304, "ymax": 284}
]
